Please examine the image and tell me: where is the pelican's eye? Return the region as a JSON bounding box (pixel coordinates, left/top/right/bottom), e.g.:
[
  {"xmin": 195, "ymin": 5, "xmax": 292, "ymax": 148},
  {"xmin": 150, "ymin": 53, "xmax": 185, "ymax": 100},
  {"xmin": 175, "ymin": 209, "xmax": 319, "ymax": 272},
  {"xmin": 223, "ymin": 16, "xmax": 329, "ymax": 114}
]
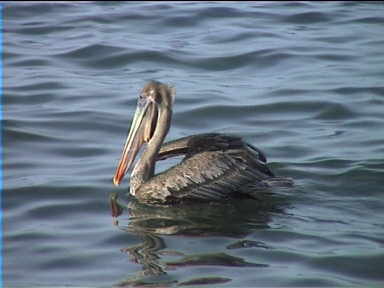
[{"xmin": 138, "ymin": 92, "xmax": 147, "ymax": 107}]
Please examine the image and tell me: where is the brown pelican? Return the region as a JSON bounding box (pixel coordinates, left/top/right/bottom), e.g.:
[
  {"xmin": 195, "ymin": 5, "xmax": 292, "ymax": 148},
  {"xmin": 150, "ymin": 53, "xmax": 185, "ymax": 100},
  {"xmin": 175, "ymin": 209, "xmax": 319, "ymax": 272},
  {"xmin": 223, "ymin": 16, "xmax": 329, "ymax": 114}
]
[{"xmin": 113, "ymin": 81, "xmax": 292, "ymax": 204}]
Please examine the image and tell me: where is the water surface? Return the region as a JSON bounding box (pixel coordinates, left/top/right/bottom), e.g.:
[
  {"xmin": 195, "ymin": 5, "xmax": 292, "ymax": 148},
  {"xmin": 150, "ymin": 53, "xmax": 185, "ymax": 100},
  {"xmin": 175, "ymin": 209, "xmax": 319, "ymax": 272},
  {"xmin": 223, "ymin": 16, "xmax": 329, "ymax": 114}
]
[{"xmin": 3, "ymin": 2, "xmax": 384, "ymax": 287}]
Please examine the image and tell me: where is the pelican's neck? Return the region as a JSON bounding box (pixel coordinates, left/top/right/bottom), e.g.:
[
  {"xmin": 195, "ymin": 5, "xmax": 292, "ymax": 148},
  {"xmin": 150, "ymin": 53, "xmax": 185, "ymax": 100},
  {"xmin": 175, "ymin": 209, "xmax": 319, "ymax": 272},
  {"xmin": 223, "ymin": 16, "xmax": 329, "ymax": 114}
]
[{"xmin": 130, "ymin": 106, "xmax": 172, "ymax": 195}]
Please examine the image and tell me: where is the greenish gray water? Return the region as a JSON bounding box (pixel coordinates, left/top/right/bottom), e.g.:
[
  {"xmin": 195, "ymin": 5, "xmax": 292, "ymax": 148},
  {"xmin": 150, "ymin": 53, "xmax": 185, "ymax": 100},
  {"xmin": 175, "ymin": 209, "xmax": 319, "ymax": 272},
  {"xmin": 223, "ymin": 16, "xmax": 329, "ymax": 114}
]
[{"xmin": 3, "ymin": 2, "xmax": 384, "ymax": 287}]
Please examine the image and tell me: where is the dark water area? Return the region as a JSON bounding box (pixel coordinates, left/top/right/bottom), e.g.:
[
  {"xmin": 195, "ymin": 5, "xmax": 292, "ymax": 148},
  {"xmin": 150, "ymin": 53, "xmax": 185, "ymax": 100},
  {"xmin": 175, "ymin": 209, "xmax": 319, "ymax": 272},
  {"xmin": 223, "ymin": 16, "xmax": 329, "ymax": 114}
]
[{"xmin": 3, "ymin": 1, "xmax": 384, "ymax": 287}]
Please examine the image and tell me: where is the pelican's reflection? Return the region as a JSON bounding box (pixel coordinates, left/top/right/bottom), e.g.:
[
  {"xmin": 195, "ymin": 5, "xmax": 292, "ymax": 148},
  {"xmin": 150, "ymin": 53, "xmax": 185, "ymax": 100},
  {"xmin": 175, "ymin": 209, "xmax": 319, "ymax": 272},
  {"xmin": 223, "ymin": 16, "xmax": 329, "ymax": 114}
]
[{"xmin": 110, "ymin": 191, "xmax": 290, "ymax": 286}]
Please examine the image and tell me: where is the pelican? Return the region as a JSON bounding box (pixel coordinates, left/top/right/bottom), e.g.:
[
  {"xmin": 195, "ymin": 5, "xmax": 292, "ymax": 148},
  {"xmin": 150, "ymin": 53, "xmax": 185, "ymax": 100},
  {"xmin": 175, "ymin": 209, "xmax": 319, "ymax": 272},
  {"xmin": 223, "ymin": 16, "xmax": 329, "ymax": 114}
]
[{"xmin": 113, "ymin": 81, "xmax": 292, "ymax": 204}]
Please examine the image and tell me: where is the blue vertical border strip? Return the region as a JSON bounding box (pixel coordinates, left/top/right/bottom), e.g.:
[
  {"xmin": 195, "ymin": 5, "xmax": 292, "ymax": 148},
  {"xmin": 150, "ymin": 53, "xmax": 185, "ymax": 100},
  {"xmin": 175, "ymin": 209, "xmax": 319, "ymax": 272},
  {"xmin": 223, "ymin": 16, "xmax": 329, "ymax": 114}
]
[{"xmin": 0, "ymin": 3, "xmax": 3, "ymax": 288}]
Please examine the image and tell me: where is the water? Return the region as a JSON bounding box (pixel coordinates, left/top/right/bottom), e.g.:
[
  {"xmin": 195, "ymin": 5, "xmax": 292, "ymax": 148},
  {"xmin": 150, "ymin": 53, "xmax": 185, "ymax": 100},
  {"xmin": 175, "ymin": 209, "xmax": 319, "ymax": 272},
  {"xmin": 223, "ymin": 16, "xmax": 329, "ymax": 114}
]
[{"xmin": 3, "ymin": 1, "xmax": 384, "ymax": 287}]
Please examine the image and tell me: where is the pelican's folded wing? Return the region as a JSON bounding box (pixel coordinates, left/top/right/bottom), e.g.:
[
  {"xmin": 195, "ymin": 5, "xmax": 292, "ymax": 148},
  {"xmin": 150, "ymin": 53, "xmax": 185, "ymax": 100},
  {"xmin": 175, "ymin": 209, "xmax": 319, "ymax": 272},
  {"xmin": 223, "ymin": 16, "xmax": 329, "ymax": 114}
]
[
  {"xmin": 157, "ymin": 133, "xmax": 267, "ymax": 162},
  {"xmin": 136, "ymin": 143, "xmax": 274, "ymax": 204}
]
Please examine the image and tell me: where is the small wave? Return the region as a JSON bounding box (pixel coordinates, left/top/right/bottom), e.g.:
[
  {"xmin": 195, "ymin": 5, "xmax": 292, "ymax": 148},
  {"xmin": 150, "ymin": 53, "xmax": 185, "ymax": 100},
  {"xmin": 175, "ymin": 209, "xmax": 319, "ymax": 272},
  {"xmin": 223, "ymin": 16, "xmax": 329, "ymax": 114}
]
[{"xmin": 283, "ymin": 11, "xmax": 332, "ymax": 24}]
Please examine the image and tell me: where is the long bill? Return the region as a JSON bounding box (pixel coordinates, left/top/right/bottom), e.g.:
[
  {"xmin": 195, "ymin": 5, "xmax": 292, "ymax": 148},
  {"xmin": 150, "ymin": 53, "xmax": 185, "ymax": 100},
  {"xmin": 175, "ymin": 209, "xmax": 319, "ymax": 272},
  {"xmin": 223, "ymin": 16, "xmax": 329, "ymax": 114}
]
[{"xmin": 113, "ymin": 101, "xmax": 151, "ymax": 186}]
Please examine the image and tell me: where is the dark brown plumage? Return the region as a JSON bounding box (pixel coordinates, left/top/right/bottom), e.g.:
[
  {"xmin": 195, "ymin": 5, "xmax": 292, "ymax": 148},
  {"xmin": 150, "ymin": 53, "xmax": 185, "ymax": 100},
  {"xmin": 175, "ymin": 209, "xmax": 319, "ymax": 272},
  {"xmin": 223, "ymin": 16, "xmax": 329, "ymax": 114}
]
[{"xmin": 113, "ymin": 81, "xmax": 292, "ymax": 205}]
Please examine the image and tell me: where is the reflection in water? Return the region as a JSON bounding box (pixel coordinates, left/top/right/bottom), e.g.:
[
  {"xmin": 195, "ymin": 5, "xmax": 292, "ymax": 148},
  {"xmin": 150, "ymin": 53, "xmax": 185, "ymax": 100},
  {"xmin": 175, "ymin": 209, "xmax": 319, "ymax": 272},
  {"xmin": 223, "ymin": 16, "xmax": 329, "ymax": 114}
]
[
  {"xmin": 110, "ymin": 191, "xmax": 290, "ymax": 286},
  {"xmin": 121, "ymin": 233, "xmax": 167, "ymax": 278}
]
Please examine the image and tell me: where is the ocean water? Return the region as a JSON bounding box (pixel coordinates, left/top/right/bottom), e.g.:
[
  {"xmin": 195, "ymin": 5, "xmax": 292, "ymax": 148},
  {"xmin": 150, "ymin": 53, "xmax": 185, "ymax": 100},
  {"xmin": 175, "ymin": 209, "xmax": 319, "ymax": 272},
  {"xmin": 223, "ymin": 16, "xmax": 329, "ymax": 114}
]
[{"xmin": 3, "ymin": 1, "xmax": 384, "ymax": 287}]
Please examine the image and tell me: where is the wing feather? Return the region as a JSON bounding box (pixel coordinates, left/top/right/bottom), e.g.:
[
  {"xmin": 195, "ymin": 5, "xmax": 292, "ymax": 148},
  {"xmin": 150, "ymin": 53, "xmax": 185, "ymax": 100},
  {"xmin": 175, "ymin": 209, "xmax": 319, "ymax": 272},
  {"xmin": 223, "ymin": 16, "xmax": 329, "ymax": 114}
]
[{"xmin": 136, "ymin": 143, "xmax": 274, "ymax": 204}]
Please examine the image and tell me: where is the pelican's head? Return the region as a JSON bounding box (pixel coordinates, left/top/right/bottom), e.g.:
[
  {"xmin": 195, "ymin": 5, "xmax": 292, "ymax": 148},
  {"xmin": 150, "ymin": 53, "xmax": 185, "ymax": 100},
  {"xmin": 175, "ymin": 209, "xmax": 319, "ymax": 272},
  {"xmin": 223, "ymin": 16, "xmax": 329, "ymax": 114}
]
[{"xmin": 113, "ymin": 81, "xmax": 175, "ymax": 186}]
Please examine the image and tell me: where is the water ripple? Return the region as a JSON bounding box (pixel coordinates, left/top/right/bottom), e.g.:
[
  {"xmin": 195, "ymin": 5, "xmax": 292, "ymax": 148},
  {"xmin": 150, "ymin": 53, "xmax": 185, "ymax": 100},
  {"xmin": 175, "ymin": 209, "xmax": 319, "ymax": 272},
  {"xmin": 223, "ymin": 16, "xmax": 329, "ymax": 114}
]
[{"xmin": 4, "ymin": 1, "xmax": 384, "ymax": 287}]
